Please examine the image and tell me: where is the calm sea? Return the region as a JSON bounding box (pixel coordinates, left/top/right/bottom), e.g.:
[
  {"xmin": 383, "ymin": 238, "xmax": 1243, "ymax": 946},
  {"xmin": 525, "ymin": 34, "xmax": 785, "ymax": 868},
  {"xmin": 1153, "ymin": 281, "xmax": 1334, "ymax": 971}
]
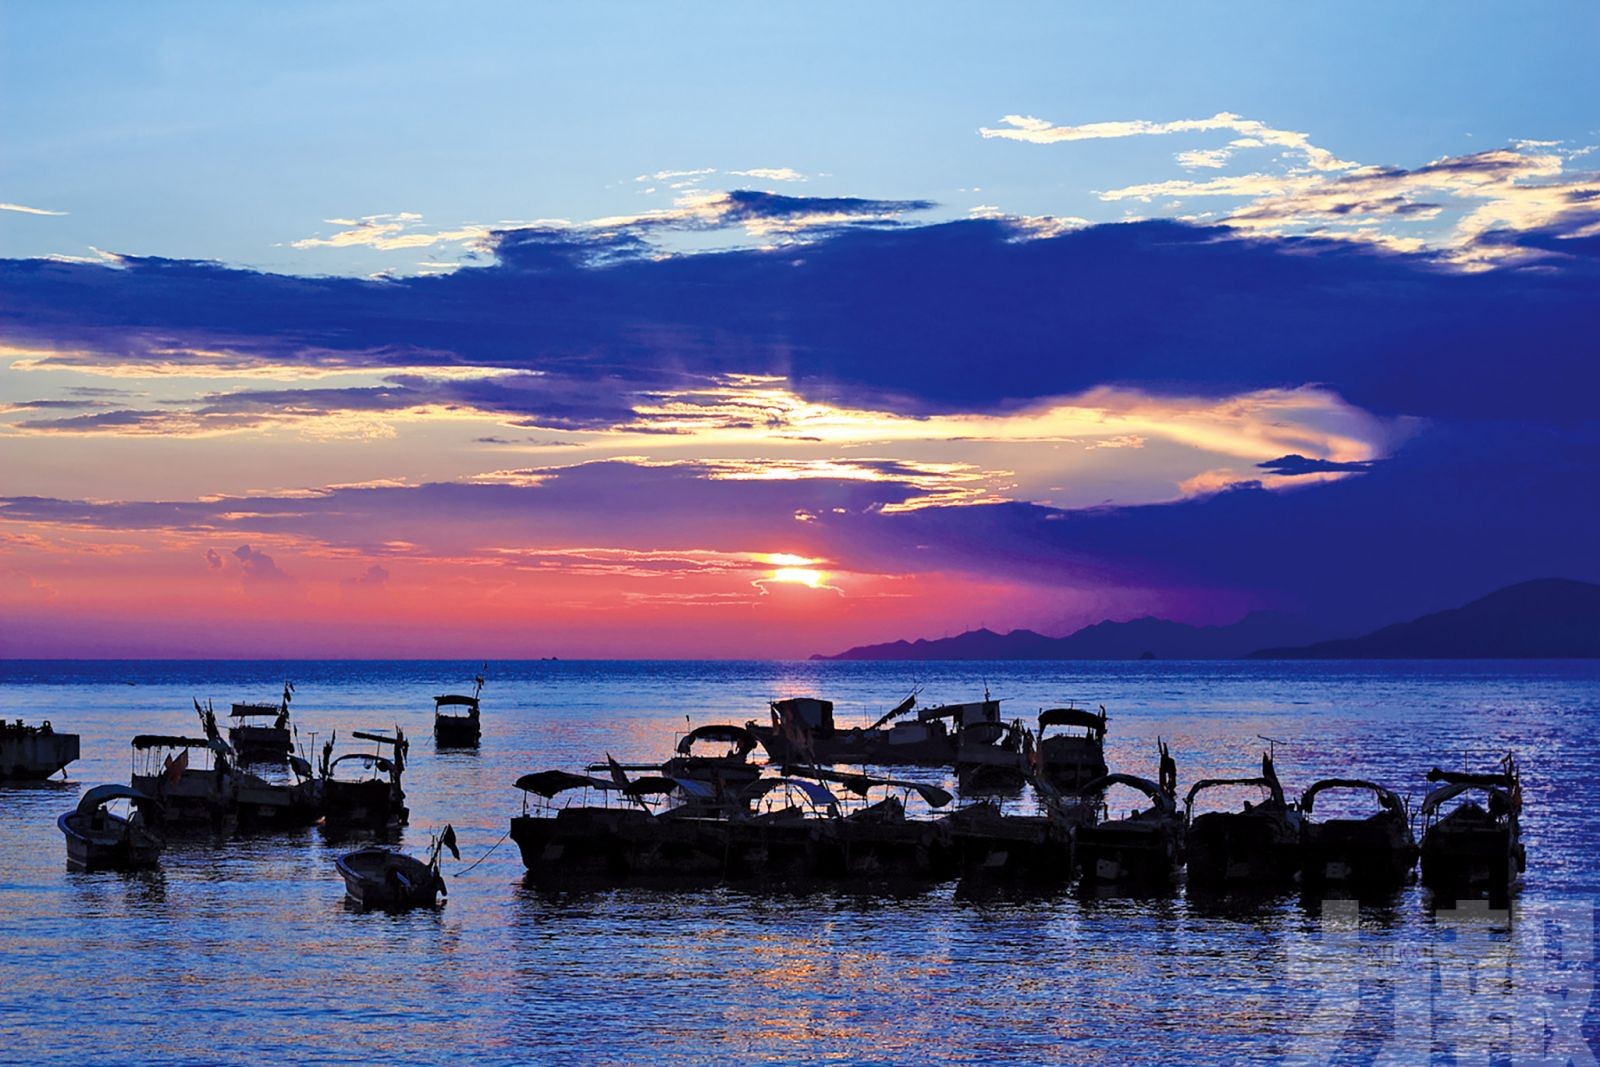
[{"xmin": 1, "ymin": 659, "xmax": 1596, "ymax": 1065}]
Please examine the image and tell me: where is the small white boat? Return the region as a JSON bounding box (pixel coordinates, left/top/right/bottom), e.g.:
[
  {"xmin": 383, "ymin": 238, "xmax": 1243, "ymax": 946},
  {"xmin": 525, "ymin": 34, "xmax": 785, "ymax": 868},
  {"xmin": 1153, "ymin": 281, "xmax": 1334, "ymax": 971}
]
[
  {"xmin": 335, "ymin": 825, "xmax": 457, "ymax": 910},
  {"xmin": 58, "ymin": 784, "xmax": 164, "ymax": 871}
]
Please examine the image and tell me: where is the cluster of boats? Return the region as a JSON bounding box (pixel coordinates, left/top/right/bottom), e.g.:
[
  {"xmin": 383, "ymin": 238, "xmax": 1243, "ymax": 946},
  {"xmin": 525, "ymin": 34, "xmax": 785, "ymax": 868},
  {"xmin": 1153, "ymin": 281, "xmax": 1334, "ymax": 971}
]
[
  {"xmin": 24, "ymin": 679, "xmax": 1529, "ymax": 911},
  {"xmin": 46, "ymin": 675, "xmax": 487, "ymax": 911},
  {"xmin": 512, "ymin": 693, "xmax": 1528, "ymax": 903}
]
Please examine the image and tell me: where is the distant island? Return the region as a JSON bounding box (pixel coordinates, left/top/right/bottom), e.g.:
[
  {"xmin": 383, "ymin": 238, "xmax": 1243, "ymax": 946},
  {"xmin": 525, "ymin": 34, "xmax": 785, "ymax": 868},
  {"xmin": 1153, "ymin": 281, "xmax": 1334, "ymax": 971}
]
[{"xmin": 813, "ymin": 578, "xmax": 1600, "ymax": 660}]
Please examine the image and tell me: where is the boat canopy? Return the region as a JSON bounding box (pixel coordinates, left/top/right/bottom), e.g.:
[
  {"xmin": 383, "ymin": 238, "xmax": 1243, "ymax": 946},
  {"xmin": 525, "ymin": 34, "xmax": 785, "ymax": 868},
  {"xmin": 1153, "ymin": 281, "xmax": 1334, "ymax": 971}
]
[
  {"xmin": 229, "ymin": 703, "xmax": 281, "ymax": 718},
  {"xmin": 1038, "ymin": 707, "xmax": 1107, "ymax": 733},
  {"xmin": 618, "ymin": 775, "xmax": 715, "ymax": 799},
  {"xmin": 1185, "ymin": 776, "xmax": 1285, "ymax": 810},
  {"xmin": 352, "ymin": 730, "xmax": 403, "ymax": 747},
  {"xmin": 330, "ymin": 753, "xmax": 394, "ymax": 775},
  {"xmin": 676, "ymin": 724, "xmax": 759, "ymax": 758},
  {"xmin": 434, "ymin": 694, "xmax": 480, "ymax": 708},
  {"xmin": 514, "ymin": 770, "xmax": 617, "ymax": 797},
  {"xmin": 741, "ymin": 776, "xmax": 839, "ymax": 810},
  {"xmin": 1301, "ymin": 778, "xmax": 1405, "ymax": 815},
  {"xmin": 1080, "ymin": 773, "xmax": 1171, "ymax": 809},
  {"xmin": 1425, "ymin": 766, "xmax": 1514, "ymax": 790},
  {"xmin": 1421, "ymin": 780, "xmax": 1510, "ymax": 816},
  {"xmin": 131, "ymin": 734, "xmax": 229, "ymax": 753},
  {"xmin": 784, "ymin": 765, "xmax": 954, "ymax": 808},
  {"xmin": 76, "ymin": 783, "xmax": 157, "ymax": 815}
]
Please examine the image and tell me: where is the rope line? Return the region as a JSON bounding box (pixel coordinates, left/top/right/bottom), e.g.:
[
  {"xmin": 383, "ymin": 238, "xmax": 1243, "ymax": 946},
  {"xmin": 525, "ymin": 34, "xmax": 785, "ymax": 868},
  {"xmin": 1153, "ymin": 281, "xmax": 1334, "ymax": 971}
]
[{"xmin": 456, "ymin": 828, "xmax": 511, "ymax": 874}]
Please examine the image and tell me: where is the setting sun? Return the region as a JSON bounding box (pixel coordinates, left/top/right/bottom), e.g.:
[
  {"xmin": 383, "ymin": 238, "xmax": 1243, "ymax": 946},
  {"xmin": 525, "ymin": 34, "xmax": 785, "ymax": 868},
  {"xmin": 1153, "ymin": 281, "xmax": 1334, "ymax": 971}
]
[{"xmin": 770, "ymin": 567, "xmax": 825, "ymax": 588}]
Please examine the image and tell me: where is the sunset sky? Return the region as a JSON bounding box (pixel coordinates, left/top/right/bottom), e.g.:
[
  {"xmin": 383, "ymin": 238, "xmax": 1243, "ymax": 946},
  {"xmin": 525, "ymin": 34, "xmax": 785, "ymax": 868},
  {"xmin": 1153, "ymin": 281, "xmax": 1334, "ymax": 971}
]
[{"xmin": 3, "ymin": 2, "xmax": 1599, "ymax": 657}]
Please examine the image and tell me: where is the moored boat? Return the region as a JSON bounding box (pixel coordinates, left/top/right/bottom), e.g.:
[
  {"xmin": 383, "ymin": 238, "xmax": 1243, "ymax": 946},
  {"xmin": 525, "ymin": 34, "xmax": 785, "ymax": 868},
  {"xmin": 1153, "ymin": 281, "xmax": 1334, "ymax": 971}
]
[
  {"xmin": 1184, "ymin": 753, "xmax": 1302, "ymax": 889},
  {"xmin": 1074, "ymin": 743, "xmax": 1183, "ymax": 887},
  {"xmin": 1419, "ymin": 757, "xmax": 1523, "ymax": 897},
  {"xmin": 1036, "ymin": 706, "xmax": 1109, "ymax": 792},
  {"xmin": 336, "ymin": 825, "xmax": 458, "ymax": 911},
  {"xmin": 1299, "ymin": 778, "xmax": 1417, "ymax": 891},
  {"xmin": 1, "ymin": 719, "xmax": 80, "ymax": 781},
  {"xmin": 58, "ymin": 784, "xmax": 164, "ymax": 871},
  {"xmin": 227, "ymin": 681, "xmax": 295, "ymax": 763},
  {"xmin": 130, "ymin": 734, "xmax": 236, "ymax": 831},
  {"xmin": 749, "ymin": 692, "xmax": 997, "ymax": 767},
  {"xmin": 434, "ymin": 667, "xmax": 485, "ymax": 747},
  {"xmin": 321, "ymin": 728, "xmax": 409, "ymax": 829}
]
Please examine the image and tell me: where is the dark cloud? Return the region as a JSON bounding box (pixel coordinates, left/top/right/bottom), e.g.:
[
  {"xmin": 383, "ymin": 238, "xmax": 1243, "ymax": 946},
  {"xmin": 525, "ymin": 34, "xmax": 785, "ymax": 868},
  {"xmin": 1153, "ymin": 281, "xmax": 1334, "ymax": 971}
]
[
  {"xmin": 232, "ymin": 544, "xmax": 290, "ymax": 583},
  {"xmin": 204, "ymin": 548, "xmax": 223, "ymax": 570},
  {"xmin": 1256, "ymin": 454, "xmax": 1378, "ymax": 476}
]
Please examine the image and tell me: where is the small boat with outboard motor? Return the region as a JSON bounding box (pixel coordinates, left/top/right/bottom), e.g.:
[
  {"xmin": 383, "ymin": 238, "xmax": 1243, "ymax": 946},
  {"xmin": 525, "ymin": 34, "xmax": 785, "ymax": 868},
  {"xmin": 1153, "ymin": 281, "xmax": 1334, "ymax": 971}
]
[
  {"xmin": 1299, "ymin": 778, "xmax": 1417, "ymax": 891},
  {"xmin": 58, "ymin": 784, "xmax": 164, "ymax": 871},
  {"xmin": 336, "ymin": 825, "xmax": 458, "ymax": 910}
]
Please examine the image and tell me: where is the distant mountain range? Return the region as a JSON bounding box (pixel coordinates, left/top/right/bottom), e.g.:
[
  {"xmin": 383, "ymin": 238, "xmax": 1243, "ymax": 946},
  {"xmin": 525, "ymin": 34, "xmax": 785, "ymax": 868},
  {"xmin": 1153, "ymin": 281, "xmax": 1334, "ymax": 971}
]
[
  {"xmin": 813, "ymin": 611, "xmax": 1327, "ymax": 661},
  {"xmin": 1250, "ymin": 577, "xmax": 1600, "ymax": 658},
  {"xmin": 814, "ymin": 578, "xmax": 1600, "ymax": 661}
]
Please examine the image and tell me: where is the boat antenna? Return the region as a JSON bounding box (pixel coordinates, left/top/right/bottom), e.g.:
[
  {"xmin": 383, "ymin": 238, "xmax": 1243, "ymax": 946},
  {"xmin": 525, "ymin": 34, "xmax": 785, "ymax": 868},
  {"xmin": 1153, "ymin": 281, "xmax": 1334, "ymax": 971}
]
[{"xmin": 1256, "ymin": 734, "xmax": 1288, "ymax": 758}]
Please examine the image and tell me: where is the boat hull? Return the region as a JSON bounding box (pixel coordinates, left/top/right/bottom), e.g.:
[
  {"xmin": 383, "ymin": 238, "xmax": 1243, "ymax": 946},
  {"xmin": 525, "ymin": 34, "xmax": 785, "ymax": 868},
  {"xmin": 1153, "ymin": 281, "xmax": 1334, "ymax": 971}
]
[
  {"xmin": 1, "ymin": 729, "xmax": 80, "ymax": 781},
  {"xmin": 1186, "ymin": 809, "xmax": 1301, "ymax": 888},
  {"xmin": 1420, "ymin": 823, "xmax": 1519, "ymax": 894},
  {"xmin": 324, "ymin": 779, "xmax": 407, "ymax": 829},
  {"xmin": 434, "ymin": 713, "xmax": 480, "ymax": 747},
  {"xmin": 1302, "ymin": 818, "xmax": 1417, "ymax": 891},
  {"xmin": 335, "ymin": 847, "xmax": 444, "ymax": 910},
  {"xmin": 1075, "ymin": 820, "xmax": 1182, "ymax": 886},
  {"xmin": 58, "ymin": 813, "xmax": 163, "ymax": 872}
]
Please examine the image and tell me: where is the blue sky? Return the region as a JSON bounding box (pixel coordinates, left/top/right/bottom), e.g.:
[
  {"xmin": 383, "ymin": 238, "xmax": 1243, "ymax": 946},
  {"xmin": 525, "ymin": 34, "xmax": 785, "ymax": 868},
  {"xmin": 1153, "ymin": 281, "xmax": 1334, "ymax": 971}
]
[
  {"xmin": 6, "ymin": 2, "xmax": 1598, "ymax": 275},
  {"xmin": 2, "ymin": 2, "xmax": 1599, "ymax": 657}
]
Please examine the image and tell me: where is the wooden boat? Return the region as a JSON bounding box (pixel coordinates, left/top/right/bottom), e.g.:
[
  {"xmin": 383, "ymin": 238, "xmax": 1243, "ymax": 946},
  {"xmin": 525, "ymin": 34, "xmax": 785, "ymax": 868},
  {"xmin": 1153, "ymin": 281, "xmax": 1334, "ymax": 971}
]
[
  {"xmin": 1419, "ymin": 758, "xmax": 1523, "ymax": 896},
  {"xmin": 335, "ymin": 825, "xmax": 457, "ymax": 910},
  {"xmin": 58, "ymin": 784, "xmax": 164, "ymax": 871},
  {"xmin": 1184, "ymin": 753, "xmax": 1302, "ymax": 888},
  {"xmin": 227, "ymin": 681, "xmax": 294, "ymax": 762},
  {"xmin": 194, "ymin": 699, "xmax": 320, "ymax": 830},
  {"xmin": 748, "ymin": 693, "xmax": 999, "ymax": 767},
  {"xmin": 1036, "ymin": 706, "xmax": 1109, "ymax": 792},
  {"xmin": 433, "ymin": 668, "xmax": 485, "ymax": 746},
  {"xmin": 1299, "ymin": 778, "xmax": 1417, "ymax": 891},
  {"xmin": 321, "ymin": 729, "xmax": 409, "ymax": 829},
  {"xmin": 1, "ymin": 719, "xmax": 80, "ymax": 781},
  {"xmin": 1074, "ymin": 744, "xmax": 1184, "ymax": 887}
]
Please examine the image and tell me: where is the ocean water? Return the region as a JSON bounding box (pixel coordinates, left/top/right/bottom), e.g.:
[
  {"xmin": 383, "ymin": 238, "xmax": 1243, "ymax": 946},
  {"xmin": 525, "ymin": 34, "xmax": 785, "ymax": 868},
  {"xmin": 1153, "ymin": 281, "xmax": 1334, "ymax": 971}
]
[{"xmin": 1, "ymin": 659, "xmax": 1596, "ymax": 1066}]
